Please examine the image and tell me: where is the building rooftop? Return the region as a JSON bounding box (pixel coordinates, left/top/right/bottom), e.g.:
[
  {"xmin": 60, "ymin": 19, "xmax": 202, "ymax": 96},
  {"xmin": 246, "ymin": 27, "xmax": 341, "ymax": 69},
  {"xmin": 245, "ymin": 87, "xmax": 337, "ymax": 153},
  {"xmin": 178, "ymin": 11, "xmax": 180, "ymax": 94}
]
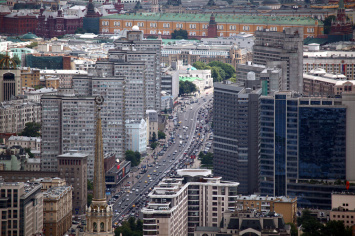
[
  {"xmin": 57, "ymin": 150, "xmax": 88, "ymax": 158},
  {"xmin": 179, "ymin": 76, "xmax": 204, "ymax": 82},
  {"xmin": 102, "ymin": 13, "xmax": 323, "ymax": 26},
  {"xmin": 236, "ymin": 194, "xmax": 297, "ymax": 203},
  {"xmin": 40, "ymin": 69, "xmax": 88, "ymax": 75},
  {"xmin": 8, "ymin": 136, "xmax": 41, "ymax": 143},
  {"xmin": 43, "ymin": 186, "xmax": 71, "ymax": 200}
]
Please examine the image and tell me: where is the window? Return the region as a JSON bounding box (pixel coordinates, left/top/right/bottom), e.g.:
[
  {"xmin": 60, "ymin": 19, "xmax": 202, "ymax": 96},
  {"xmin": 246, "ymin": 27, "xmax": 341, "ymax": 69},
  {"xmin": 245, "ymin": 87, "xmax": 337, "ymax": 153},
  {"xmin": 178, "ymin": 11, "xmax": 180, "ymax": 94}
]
[
  {"xmin": 101, "ymin": 21, "xmax": 109, "ymax": 26},
  {"xmin": 220, "ymin": 33, "xmax": 224, "ymax": 36},
  {"xmin": 150, "ymin": 30, "xmax": 157, "ymax": 34},
  {"xmin": 163, "ymin": 23, "xmax": 170, "ymax": 28},
  {"xmin": 189, "ymin": 31, "xmax": 196, "ymax": 36},
  {"xmin": 257, "ymin": 26, "xmax": 263, "ymax": 30},
  {"xmin": 307, "ymin": 28, "xmax": 314, "ymax": 33},
  {"xmin": 176, "ymin": 23, "xmax": 183, "ymax": 28},
  {"xmin": 230, "ymin": 25, "xmax": 236, "ymax": 30},
  {"xmin": 217, "ymin": 25, "xmax": 224, "ymax": 30},
  {"xmin": 125, "ymin": 22, "xmax": 132, "ymax": 27},
  {"xmin": 202, "ymin": 24, "xmax": 208, "ymax": 29},
  {"xmin": 270, "ymin": 27, "xmax": 277, "ymax": 31},
  {"xmin": 113, "ymin": 21, "xmax": 120, "ymax": 26},
  {"xmin": 150, "ymin": 23, "xmax": 157, "ymax": 28},
  {"xmin": 242, "ymin": 25, "xmax": 250, "ymax": 31},
  {"xmin": 137, "ymin": 22, "xmax": 144, "ymax": 27},
  {"xmin": 189, "ymin": 24, "xmax": 196, "ymax": 29},
  {"xmin": 202, "ymin": 32, "xmax": 206, "ymax": 36}
]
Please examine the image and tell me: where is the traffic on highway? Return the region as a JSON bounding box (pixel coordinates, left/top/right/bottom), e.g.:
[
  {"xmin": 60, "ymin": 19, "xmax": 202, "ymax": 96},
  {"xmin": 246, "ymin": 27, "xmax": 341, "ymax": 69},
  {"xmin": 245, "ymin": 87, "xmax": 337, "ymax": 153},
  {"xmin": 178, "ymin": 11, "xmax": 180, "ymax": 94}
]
[{"xmin": 110, "ymin": 93, "xmax": 214, "ymax": 227}]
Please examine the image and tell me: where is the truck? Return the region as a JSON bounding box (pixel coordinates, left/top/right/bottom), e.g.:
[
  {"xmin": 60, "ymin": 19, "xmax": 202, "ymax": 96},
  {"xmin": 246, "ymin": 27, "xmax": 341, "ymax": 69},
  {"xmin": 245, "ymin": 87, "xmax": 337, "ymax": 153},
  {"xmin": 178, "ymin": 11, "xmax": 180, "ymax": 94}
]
[{"xmin": 179, "ymin": 141, "xmax": 183, "ymax": 146}]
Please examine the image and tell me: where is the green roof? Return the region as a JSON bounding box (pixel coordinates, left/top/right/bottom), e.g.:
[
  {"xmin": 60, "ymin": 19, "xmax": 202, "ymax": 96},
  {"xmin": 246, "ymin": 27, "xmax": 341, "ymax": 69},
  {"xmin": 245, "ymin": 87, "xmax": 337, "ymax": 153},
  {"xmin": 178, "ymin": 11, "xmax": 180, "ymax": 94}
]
[
  {"xmin": 21, "ymin": 32, "xmax": 38, "ymax": 39},
  {"xmin": 102, "ymin": 13, "xmax": 323, "ymax": 26},
  {"xmin": 179, "ymin": 76, "xmax": 204, "ymax": 82}
]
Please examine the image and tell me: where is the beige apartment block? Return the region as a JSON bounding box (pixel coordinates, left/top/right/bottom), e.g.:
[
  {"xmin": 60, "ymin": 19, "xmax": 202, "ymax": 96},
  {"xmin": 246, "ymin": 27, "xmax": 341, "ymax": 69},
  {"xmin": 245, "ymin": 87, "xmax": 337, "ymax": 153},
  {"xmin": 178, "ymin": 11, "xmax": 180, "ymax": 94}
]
[
  {"xmin": 0, "ymin": 181, "xmax": 43, "ymax": 236},
  {"xmin": 235, "ymin": 195, "xmax": 297, "ymax": 224},
  {"xmin": 43, "ymin": 185, "xmax": 72, "ymax": 236},
  {"xmin": 330, "ymin": 192, "xmax": 355, "ymax": 227},
  {"xmin": 7, "ymin": 136, "xmax": 41, "ymax": 151}
]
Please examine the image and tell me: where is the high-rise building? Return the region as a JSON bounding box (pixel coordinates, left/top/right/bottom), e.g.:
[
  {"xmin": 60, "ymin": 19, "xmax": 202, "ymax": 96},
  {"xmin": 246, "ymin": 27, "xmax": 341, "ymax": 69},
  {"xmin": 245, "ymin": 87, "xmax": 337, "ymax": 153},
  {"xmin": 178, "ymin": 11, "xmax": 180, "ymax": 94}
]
[
  {"xmin": 253, "ymin": 27, "xmax": 304, "ymax": 93},
  {"xmin": 57, "ymin": 150, "xmax": 88, "ymax": 215},
  {"xmin": 73, "ymin": 76, "xmax": 126, "ymax": 159},
  {"xmin": 260, "ymin": 92, "xmax": 346, "ymax": 197},
  {"xmin": 141, "ymin": 169, "xmax": 239, "ymax": 236},
  {"xmin": 0, "ymin": 180, "xmax": 43, "ymax": 236},
  {"xmin": 85, "ymin": 96, "xmax": 114, "ymax": 235},
  {"xmin": 0, "ymin": 54, "xmax": 21, "ymax": 102},
  {"xmin": 213, "ymin": 82, "xmax": 260, "ymax": 194},
  {"xmin": 41, "ymin": 94, "xmax": 95, "ymax": 177}
]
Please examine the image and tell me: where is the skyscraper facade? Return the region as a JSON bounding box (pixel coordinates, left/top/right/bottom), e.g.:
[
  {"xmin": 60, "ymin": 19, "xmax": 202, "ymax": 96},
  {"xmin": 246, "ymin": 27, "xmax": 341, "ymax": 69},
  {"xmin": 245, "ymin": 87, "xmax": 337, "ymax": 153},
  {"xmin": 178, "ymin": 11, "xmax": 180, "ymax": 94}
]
[
  {"xmin": 260, "ymin": 92, "xmax": 346, "ymax": 197},
  {"xmin": 213, "ymin": 82, "xmax": 260, "ymax": 194},
  {"xmin": 41, "ymin": 94, "xmax": 96, "ymax": 178},
  {"xmin": 253, "ymin": 27, "xmax": 304, "ymax": 93}
]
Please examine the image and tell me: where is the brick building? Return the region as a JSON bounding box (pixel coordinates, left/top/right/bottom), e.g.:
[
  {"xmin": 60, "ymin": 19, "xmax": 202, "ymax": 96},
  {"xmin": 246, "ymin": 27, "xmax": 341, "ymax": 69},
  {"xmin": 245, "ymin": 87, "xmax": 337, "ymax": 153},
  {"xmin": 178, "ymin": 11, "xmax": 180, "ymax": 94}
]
[
  {"xmin": 1, "ymin": 11, "xmax": 38, "ymax": 35},
  {"xmin": 99, "ymin": 13, "xmax": 323, "ymax": 39},
  {"xmin": 36, "ymin": 7, "xmax": 83, "ymax": 39}
]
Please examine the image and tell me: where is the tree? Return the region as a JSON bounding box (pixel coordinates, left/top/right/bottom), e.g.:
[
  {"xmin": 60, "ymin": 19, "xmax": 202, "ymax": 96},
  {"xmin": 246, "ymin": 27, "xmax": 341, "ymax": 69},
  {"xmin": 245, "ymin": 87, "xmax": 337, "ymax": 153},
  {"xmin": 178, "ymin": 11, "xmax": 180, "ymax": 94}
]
[
  {"xmin": 320, "ymin": 220, "xmax": 352, "ymax": 236},
  {"xmin": 12, "ymin": 55, "xmax": 21, "ymax": 67},
  {"xmin": 298, "ymin": 209, "xmax": 322, "ymax": 236},
  {"xmin": 211, "ymin": 66, "xmax": 224, "ymax": 82},
  {"xmin": 87, "ymin": 180, "xmax": 93, "ymax": 191},
  {"xmin": 115, "ymin": 218, "xmax": 143, "ymax": 236},
  {"xmin": 207, "ymin": 0, "xmax": 216, "ymax": 6},
  {"xmin": 152, "ymin": 132, "xmax": 157, "ymax": 142},
  {"xmin": 0, "ymin": 138, "xmax": 3, "ymax": 144},
  {"xmin": 198, "ymin": 152, "xmax": 213, "ymax": 168},
  {"xmin": 323, "ymin": 15, "xmax": 336, "ymax": 34},
  {"xmin": 75, "ymin": 27, "xmax": 87, "ymax": 34},
  {"xmin": 24, "ymin": 148, "xmax": 34, "ymax": 158},
  {"xmin": 26, "ymin": 41, "xmax": 38, "ymax": 49},
  {"xmin": 19, "ymin": 122, "xmax": 41, "ymax": 137},
  {"xmin": 150, "ymin": 142, "xmax": 158, "ymax": 150},
  {"xmin": 286, "ymin": 223, "xmax": 298, "ymax": 236},
  {"xmin": 158, "ymin": 131, "xmax": 166, "ymax": 139},
  {"xmin": 171, "ymin": 29, "xmax": 188, "ymax": 39},
  {"xmin": 208, "ymin": 61, "xmax": 236, "ymax": 79},
  {"xmin": 179, "ymin": 81, "xmax": 198, "ymax": 95},
  {"xmin": 87, "ymin": 194, "xmax": 93, "ymax": 207},
  {"xmin": 125, "ymin": 150, "xmax": 140, "ymax": 167}
]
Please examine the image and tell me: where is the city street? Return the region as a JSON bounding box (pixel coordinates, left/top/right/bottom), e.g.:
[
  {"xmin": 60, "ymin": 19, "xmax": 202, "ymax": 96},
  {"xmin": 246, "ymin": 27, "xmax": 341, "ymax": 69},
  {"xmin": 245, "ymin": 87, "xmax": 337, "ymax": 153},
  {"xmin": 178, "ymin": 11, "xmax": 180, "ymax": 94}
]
[{"xmin": 111, "ymin": 92, "xmax": 213, "ymax": 225}]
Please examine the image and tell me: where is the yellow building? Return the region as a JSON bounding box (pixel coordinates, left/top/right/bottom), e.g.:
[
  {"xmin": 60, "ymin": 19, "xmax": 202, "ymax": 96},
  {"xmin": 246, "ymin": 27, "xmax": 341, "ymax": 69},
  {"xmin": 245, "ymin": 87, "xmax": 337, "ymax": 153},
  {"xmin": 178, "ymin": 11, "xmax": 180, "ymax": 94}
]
[
  {"xmin": 21, "ymin": 67, "xmax": 40, "ymax": 88},
  {"xmin": 100, "ymin": 13, "xmax": 324, "ymax": 39},
  {"xmin": 236, "ymin": 195, "xmax": 297, "ymax": 224},
  {"xmin": 45, "ymin": 77, "xmax": 60, "ymax": 89}
]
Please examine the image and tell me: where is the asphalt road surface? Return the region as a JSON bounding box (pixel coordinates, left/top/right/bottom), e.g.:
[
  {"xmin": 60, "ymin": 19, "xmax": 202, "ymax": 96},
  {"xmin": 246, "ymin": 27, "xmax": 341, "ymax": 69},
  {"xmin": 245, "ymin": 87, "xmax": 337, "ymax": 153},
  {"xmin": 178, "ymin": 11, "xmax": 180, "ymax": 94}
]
[{"xmin": 111, "ymin": 93, "xmax": 213, "ymax": 225}]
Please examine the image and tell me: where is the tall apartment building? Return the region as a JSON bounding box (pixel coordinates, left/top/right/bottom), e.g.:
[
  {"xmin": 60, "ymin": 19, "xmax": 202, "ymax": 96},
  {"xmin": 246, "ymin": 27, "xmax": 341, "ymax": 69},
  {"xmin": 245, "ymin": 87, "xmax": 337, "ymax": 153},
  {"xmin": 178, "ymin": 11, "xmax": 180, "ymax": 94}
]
[
  {"xmin": 253, "ymin": 27, "xmax": 304, "ymax": 93},
  {"xmin": 260, "ymin": 92, "xmax": 346, "ymax": 199},
  {"xmin": 0, "ymin": 180, "xmax": 43, "ymax": 236},
  {"xmin": 0, "ymin": 99, "xmax": 41, "ymax": 134},
  {"xmin": 73, "ymin": 76, "xmax": 126, "ymax": 159},
  {"xmin": 213, "ymin": 82, "xmax": 260, "ymax": 194},
  {"xmin": 57, "ymin": 150, "xmax": 88, "ymax": 215},
  {"xmin": 43, "ymin": 185, "xmax": 72, "ymax": 236},
  {"xmin": 141, "ymin": 169, "xmax": 239, "ymax": 236},
  {"xmin": 41, "ymin": 94, "xmax": 95, "ymax": 178}
]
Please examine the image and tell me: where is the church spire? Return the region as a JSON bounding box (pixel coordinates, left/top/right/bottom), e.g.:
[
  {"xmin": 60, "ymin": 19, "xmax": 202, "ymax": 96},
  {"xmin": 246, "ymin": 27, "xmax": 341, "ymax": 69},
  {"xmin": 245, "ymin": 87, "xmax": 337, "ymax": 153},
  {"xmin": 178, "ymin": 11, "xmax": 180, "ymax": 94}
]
[{"xmin": 93, "ymin": 96, "xmax": 106, "ymax": 202}]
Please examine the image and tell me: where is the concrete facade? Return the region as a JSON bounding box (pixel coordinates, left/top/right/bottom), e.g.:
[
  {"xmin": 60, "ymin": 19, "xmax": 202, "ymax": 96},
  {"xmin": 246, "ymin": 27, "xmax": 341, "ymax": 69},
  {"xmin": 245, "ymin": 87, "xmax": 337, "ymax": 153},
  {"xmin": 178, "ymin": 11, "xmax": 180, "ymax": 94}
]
[
  {"xmin": 7, "ymin": 136, "xmax": 41, "ymax": 151},
  {"xmin": 126, "ymin": 119, "xmax": 147, "ymax": 153},
  {"xmin": 0, "ymin": 68, "xmax": 21, "ymax": 102},
  {"xmin": 253, "ymin": 28, "xmax": 304, "ymax": 93},
  {"xmin": 0, "ymin": 181, "xmax": 43, "ymax": 236},
  {"xmin": 330, "ymin": 192, "xmax": 355, "ymax": 227},
  {"xmin": 213, "ymin": 82, "xmax": 260, "ymax": 195},
  {"xmin": 146, "ymin": 110, "xmax": 159, "ymax": 143},
  {"xmin": 141, "ymin": 169, "xmax": 239, "ymax": 236},
  {"xmin": 57, "ymin": 150, "xmax": 88, "ymax": 215}
]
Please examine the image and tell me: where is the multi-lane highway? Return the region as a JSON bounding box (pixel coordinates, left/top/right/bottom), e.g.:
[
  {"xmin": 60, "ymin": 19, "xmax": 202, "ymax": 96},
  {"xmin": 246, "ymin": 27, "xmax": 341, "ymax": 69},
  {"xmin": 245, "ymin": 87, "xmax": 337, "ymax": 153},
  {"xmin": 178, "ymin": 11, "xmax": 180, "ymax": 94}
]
[{"xmin": 111, "ymin": 93, "xmax": 213, "ymax": 225}]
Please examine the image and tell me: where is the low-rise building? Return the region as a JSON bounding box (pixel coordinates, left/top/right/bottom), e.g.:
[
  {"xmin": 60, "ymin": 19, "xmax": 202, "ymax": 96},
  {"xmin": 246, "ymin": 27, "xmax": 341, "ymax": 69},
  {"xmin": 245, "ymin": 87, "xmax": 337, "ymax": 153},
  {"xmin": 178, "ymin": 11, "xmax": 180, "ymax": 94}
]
[
  {"xmin": 141, "ymin": 169, "xmax": 239, "ymax": 236},
  {"xmin": 0, "ymin": 98, "xmax": 41, "ymax": 134},
  {"xmin": 7, "ymin": 136, "xmax": 41, "ymax": 151},
  {"xmin": 235, "ymin": 195, "xmax": 297, "ymax": 224},
  {"xmin": 330, "ymin": 192, "xmax": 355, "ymax": 227},
  {"xmin": 23, "ymin": 87, "xmax": 57, "ymax": 102},
  {"xmin": 43, "ymin": 185, "xmax": 72, "ymax": 236},
  {"xmin": 177, "ymin": 65, "xmax": 213, "ymax": 92},
  {"xmin": 0, "ymin": 145, "xmax": 26, "ymax": 170},
  {"xmin": 40, "ymin": 69, "xmax": 88, "ymax": 88},
  {"xmin": 194, "ymin": 210, "xmax": 291, "ymax": 236},
  {"xmin": 24, "ymin": 158, "xmax": 41, "ymax": 171},
  {"xmin": 20, "ymin": 67, "xmax": 40, "ymax": 88},
  {"xmin": 201, "ymin": 32, "xmax": 255, "ymax": 51},
  {"xmin": 0, "ymin": 180, "xmax": 43, "ymax": 236},
  {"xmin": 146, "ymin": 110, "xmax": 159, "ymax": 143}
]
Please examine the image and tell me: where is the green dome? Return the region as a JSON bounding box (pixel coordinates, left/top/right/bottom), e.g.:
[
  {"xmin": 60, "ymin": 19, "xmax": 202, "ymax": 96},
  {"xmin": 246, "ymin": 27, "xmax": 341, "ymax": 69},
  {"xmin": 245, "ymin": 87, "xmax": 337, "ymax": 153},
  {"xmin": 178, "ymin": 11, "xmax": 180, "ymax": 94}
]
[{"xmin": 21, "ymin": 32, "xmax": 38, "ymax": 39}]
